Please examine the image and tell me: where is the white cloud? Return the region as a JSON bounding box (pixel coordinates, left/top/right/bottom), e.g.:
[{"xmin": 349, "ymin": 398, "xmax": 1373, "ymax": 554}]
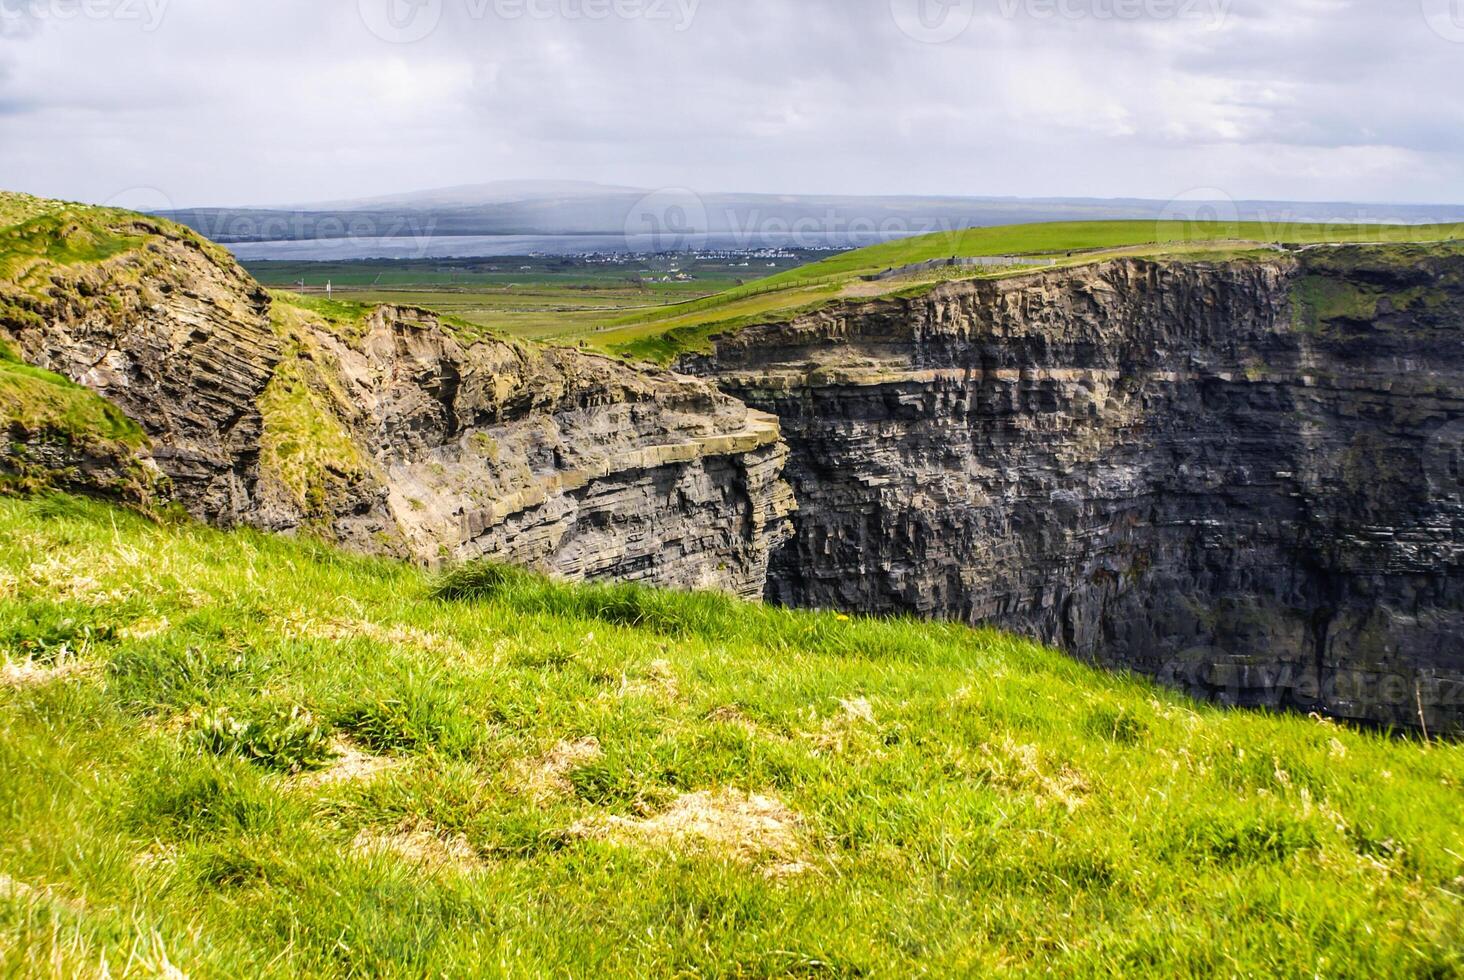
[{"xmin": 0, "ymin": 0, "xmax": 1459, "ymax": 206}]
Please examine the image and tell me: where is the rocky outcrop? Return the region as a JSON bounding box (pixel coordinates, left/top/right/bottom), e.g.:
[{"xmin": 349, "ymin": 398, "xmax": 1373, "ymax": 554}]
[
  {"xmin": 683, "ymin": 247, "xmax": 1464, "ymax": 732},
  {"xmin": 0, "ymin": 214, "xmax": 280, "ymax": 522},
  {"xmin": 257, "ymin": 305, "xmax": 794, "ymax": 597},
  {"xmin": 0, "ymin": 200, "xmax": 795, "ymax": 598}
]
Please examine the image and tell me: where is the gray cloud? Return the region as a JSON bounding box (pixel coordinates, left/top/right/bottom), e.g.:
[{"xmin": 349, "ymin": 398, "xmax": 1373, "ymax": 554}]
[{"xmin": 0, "ymin": 0, "xmax": 1459, "ymax": 207}]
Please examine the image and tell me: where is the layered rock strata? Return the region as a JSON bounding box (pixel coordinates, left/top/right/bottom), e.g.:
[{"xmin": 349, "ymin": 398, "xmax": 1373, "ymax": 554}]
[{"xmin": 683, "ymin": 247, "xmax": 1464, "ymax": 731}]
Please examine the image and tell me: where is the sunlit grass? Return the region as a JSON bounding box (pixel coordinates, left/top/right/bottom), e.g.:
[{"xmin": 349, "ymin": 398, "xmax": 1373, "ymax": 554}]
[{"xmin": 0, "ymin": 494, "xmax": 1459, "ymax": 976}]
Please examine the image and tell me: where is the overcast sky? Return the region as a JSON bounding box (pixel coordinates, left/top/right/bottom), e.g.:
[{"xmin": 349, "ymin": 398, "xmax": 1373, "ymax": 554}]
[{"xmin": 0, "ymin": 0, "xmax": 1461, "ymax": 208}]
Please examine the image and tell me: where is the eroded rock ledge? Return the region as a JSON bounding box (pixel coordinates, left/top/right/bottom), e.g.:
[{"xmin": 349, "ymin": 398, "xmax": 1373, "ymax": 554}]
[
  {"xmin": 255, "ymin": 305, "xmax": 795, "ymax": 598},
  {"xmin": 682, "ymin": 248, "xmax": 1464, "ymax": 731}
]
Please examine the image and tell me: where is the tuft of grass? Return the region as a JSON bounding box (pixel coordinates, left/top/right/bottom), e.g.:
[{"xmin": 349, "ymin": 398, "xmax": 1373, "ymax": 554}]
[
  {"xmin": 0, "ymin": 493, "xmax": 1461, "ymax": 976},
  {"xmin": 190, "ymin": 705, "xmax": 337, "ymax": 775},
  {"xmin": 0, "ymin": 340, "xmax": 145, "ymax": 449}
]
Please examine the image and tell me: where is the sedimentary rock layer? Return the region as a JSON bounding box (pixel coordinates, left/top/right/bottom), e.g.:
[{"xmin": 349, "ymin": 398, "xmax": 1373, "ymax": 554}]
[
  {"xmin": 0, "ymin": 217, "xmax": 280, "ymax": 522},
  {"xmin": 259, "ymin": 305, "xmax": 795, "ymax": 598},
  {"xmin": 684, "ymin": 247, "xmax": 1464, "ymax": 731},
  {"xmin": 0, "ymin": 206, "xmax": 795, "ymax": 597}
]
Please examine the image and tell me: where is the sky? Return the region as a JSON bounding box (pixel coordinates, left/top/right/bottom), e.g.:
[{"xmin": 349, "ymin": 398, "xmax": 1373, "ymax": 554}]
[{"xmin": 0, "ymin": 0, "xmax": 1461, "ymax": 208}]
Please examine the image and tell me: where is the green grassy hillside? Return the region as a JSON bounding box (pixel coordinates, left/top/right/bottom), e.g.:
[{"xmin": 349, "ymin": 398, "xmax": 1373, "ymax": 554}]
[
  {"xmin": 1, "ymin": 495, "xmax": 1459, "ymax": 976},
  {"xmin": 594, "ymin": 220, "xmax": 1464, "ymax": 363}
]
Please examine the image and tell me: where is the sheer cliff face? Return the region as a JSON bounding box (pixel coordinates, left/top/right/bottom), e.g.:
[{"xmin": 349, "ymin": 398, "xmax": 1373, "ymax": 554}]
[{"xmin": 683, "ymin": 248, "xmax": 1464, "ymax": 731}]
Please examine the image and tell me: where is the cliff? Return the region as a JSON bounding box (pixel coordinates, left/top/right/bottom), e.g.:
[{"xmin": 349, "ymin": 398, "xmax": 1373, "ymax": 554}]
[
  {"xmin": 4, "ymin": 192, "xmax": 1461, "ymax": 730},
  {"xmin": 0, "ymin": 196, "xmax": 794, "ymax": 597},
  {"xmin": 252, "ymin": 300, "xmax": 794, "ymax": 597},
  {"xmin": 681, "ymin": 246, "xmax": 1464, "ymax": 731}
]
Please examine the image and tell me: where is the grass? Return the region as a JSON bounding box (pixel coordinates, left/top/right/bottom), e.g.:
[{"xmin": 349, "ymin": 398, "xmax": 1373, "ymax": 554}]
[
  {"xmin": 245, "ymin": 254, "xmax": 808, "ymax": 345},
  {"xmin": 0, "ymin": 338, "xmax": 145, "ymax": 449},
  {"xmin": 0, "ymin": 494, "xmax": 1460, "ymax": 976},
  {"xmin": 256, "ymin": 301, "xmax": 380, "ymax": 524}
]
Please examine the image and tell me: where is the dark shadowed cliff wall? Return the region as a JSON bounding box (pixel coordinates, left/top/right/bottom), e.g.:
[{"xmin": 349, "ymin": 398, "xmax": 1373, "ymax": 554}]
[{"xmin": 683, "ymin": 247, "xmax": 1464, "ymax": 731}]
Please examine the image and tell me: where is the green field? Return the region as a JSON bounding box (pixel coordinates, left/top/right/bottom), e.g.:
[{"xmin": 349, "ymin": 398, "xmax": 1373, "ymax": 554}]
[
  {"xmin": 0, "ymin": 494, "xmax": 1460, "ymax": 976},
  {"xmin": 243, "ymin": 253, "xmax": 818, "ymax": 343}
]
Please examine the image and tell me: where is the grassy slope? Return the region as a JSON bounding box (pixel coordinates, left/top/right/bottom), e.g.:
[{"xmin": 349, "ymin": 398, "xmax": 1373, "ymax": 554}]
[
  {"xmin": 0, "ymin": 338, "xmax": 145, "ymax": 451},
  {"xmin": 1, "ymin": 495, "xmax": 1460, "ymax": 977},
  {"xmin": 595, "ymin": 220, "xmax": 1464, "ymax": 362}
]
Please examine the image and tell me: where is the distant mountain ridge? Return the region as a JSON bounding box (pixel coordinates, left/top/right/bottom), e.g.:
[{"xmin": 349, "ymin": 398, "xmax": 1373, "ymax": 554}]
[{"xmin": 157, "ymin": 181, "xmax": 1464, "ymax": 246}]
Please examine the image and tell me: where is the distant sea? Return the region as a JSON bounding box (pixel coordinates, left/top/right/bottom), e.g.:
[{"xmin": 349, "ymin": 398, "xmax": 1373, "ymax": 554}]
[{"xmin": 224, "ymin": 231, "xmax": 910, "ymax": 262}]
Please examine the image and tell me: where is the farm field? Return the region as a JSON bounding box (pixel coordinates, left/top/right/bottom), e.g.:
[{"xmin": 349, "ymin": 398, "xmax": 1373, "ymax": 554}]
[
  {"xmin": 243, "ymin": 252, "xmax": 821, "ymax": 343},
  {"xmin": 591, "ymin": 219, "xmax": 1464, "ymax": 362}
]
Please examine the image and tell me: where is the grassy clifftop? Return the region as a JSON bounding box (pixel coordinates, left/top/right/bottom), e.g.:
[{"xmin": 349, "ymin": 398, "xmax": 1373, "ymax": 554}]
[
  {"xmin": 1, "ymin": 494, "xmax": 1459, "ymax": 976},
  {"xmin": 594, "ymin": 220, "xmax": 1464, "ymax": 363}
]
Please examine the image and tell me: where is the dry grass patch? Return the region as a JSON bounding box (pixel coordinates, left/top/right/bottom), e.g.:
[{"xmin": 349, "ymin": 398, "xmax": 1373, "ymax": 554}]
[
  {"xmin": 351, "ymin": 821, "xmax": 483, "ymax": 875},
  {"xmin": 514, "ymin": 737, "xmax": 603, "ymax": 802},
  {"xmin": 705, "ymin": 705, "xmax": 761, "ymax": 734},
  {"xmin": 978, "ymin": 737, "xmax": 1089, "ymax": 813},
  {"xmin": 18, "ymin": 555, "xmax": 132, "ymax": 606},
  {"xmin": 1, "ymin": 655, "xmax": 90, "ymax": 690},
  {"xmin": 0, "ymin": 872, "xmax": 86, "ymax": 915},
  {"xmin": 806, "ymin": 696, "xmax": 880, "ymax": 755},
  {"xmin": 120, "ymin": 616, "xmax": 171, "ymax": 641},
  {"xmin": 293, "ymin": 738, "xmax": 400, "ymax": 789},
  {"xmin": 604, "ymin": 658, "xmax": 681, "ymax": 702},
  {"xmin": 573, "ymin": 789, "xmax": 812, "ymax": 878},
  {"xmin": 306, "ymin": 617, "xmax": 466, "ymax": 658}
]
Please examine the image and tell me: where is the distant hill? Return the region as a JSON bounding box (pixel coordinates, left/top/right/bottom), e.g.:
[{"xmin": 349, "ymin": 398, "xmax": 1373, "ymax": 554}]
[{"xmin": 157, "ymin": 181, "xmax": 1464, "ymax": 246}]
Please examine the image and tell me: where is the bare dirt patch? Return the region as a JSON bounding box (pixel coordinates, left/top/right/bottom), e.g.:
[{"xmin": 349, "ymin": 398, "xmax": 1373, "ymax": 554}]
[
  {"xmin": 573, "ymin": 789, "xmax": 812, "ymax": 877},
  {"xmin": 352, "ymin": 821, "xmax": 483, "ymax": 875}
]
